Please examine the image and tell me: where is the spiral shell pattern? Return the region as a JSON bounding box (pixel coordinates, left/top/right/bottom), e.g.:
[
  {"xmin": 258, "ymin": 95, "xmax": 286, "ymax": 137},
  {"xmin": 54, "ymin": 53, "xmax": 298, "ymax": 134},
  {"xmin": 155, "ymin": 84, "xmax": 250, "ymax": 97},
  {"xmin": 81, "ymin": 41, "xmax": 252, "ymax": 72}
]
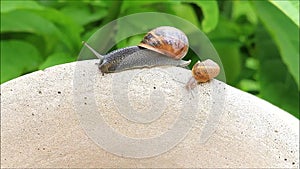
[
  {"xmin": 192, "ymin": 59, "xmax": 220, "ymax": 83},
  {"xmin": 139, "ymin": 26, "xmax": 189, "ymax": 60}
]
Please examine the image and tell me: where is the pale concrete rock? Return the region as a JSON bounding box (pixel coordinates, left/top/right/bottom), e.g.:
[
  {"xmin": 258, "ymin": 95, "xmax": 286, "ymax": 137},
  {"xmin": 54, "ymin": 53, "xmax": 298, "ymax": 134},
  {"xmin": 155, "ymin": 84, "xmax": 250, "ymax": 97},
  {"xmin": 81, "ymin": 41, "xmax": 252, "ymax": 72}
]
[{"xmin": 1, "ymin": 59, "xmax": 299, "ymax": 168}]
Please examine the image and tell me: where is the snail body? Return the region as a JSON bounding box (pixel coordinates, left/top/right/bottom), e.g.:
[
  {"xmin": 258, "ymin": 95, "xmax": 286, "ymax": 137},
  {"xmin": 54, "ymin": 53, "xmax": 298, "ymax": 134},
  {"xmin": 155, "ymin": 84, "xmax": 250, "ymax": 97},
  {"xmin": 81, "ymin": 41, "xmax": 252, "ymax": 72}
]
[
  {"xmin": 186, "ymin": 59, "xmax": 220, "ymax": 90},
  {"xmin": 83, "ymin": 26, "xmax": 190, "ymax": 75}
]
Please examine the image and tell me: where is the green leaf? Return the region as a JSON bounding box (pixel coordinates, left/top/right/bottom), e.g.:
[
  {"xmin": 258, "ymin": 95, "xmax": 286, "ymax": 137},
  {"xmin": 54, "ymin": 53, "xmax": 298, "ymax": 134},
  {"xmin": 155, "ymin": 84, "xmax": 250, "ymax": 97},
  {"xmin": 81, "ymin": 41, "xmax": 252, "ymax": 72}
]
[
  {"xmin": 1, "ymin": 9, "xmax": 69, "ymax": 55},
  {"xmin": 33, "ymin": 8, "xmax": 83, "ymax": 54},
  {"xmin": 211, "ymin": 41, "xmax": 242, "ymax": 85},
  {"xmin": 60, "ymin": 5, "xmax": 108, "ymax": 26},
  {"xmin": 269, "ymin": 0, "xmax": 299, "ymax": 27},
  {"xmin": 39, "ymin": 53, "xmax": 75, "ymax": 70},
  {"xmin": 0, "ymin": 0, "xmax": 43, "ymax": 13},
  {"xmin": 255, "ymin": 26, "xmax": 299, "ymax": 118},
  {"xmin": 186, "ymin": 0, "xmax": 219, "ymax": 33},
  {"xmin": 171, "ymin": 3, "xmax": 199, "ymax": 27},
  {"xmin": 252, "ymin": 1, "xmax": 299, "ymax": 89},
  {"xmin": 1, "ymin": 40, "xmax": 42, "ymax": 83},
  {"xmin": 120, "ymin": 1, "xmax": 179, "ymax": 15},
  {"xmin": 208, "ymin": 17, "xmax": 240, "ymax": 40},
  {"xmin": 232, "ymin": 1, "xmax": 258, "ymax": 24},
  {"xmin": 208, "ymin": 16, "xmax": 244, "ymax": 85},
  {"xmin": 82, "ymin": 27, "xmax": 99, "ymax": 42},
  {"xmin": 238, "ymin": 79, "xmax": 260, "ymax": 92},
  {"xmin": 245, "ymin": 57, "xmax": 259, "ymax": 70},
  {"xmin": 1, "ymin": 8, "xmax": 83, "ymax": 55},
  {"xmin": 126, "ymin": 36, "xmax": 144, "ymax": 47},
  {"xmin": 1, "ymin": 9, "xmax": 59, "ymax": 34}
]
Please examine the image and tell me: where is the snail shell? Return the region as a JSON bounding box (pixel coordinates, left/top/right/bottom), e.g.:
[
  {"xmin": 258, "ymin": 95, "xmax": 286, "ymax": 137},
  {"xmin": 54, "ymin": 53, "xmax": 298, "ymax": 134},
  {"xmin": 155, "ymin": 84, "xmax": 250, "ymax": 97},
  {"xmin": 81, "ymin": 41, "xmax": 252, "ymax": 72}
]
[
  {"xmin": 186, "ymin": 59, "xmax": 220, "ymax": 90},
  {"xmin": 83, "ymin": 26, "xmax": 190, "ymax": 75},
  {"xmin": 139, "ymin": 26, "xmax": 189, "ymax": 60}
]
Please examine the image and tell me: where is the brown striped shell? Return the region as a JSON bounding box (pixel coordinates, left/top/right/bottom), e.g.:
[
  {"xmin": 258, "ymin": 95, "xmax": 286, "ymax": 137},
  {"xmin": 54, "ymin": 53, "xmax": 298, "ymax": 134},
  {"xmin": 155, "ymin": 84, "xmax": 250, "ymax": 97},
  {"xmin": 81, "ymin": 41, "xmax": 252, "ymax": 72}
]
[
  {"xmin": 138, "ymin": 26, "xmax": 189, "ymax": 60},
  {"xmin": 192, "ymin": 59, "xmax": 220, "ymax": 83},
  {"xmin": 185, "ymin": 59, "xmax": 220, "ymax": 90}
]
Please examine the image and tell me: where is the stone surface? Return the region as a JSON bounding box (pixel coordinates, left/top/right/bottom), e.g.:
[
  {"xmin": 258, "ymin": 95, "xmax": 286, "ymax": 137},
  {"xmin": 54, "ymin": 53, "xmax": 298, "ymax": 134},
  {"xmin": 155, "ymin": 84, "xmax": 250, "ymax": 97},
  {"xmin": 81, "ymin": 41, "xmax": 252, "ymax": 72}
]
[{"xmin": 1, "ymin": 59, "xmax": 299, "ymax": 168}]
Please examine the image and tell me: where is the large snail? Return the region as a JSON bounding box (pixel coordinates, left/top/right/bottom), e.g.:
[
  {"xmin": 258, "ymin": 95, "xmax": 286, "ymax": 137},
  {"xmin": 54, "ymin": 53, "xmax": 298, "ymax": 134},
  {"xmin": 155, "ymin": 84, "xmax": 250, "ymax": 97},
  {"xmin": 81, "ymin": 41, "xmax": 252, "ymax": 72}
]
[
  {"xmin": 83, "ymin": 26, "xmax": 191, "ymax": 75},
  {"xmin": 186, "ymin": 59, "xmax": 220, "ymax": 90}
]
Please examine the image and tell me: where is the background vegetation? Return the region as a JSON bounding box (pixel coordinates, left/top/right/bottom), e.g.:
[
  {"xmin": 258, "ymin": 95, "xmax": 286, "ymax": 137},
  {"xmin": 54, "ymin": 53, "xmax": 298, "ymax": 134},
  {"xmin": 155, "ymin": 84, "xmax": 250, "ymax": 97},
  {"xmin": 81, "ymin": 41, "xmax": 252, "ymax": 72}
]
[{"xmin": 1, "ymin": 0, "xmax": 299, "ymax": 118}]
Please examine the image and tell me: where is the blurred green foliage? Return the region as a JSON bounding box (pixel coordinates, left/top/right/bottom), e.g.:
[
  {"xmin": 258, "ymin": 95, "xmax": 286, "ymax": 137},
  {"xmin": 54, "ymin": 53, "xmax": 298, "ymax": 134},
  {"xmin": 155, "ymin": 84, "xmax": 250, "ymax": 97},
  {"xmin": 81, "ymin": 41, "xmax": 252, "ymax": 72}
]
[{"xmin": 1, "ymin": 0, "xmax": 299, "ymax": 118}]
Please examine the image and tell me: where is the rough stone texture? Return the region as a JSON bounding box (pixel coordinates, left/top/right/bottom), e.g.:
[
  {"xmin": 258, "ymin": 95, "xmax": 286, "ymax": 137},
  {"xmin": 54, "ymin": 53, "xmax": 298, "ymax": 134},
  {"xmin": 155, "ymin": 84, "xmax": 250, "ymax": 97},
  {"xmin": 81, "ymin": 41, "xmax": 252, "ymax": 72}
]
[{"xmin": 1, "ymin": 59, "xmax": 299, "ymax": 168}]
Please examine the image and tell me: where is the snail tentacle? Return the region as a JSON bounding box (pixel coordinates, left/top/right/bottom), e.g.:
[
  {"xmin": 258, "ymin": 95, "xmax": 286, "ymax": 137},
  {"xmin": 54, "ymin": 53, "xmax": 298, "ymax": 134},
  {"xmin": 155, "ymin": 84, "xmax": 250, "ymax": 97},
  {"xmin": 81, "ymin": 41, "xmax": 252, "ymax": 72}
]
[{"xmin": 82, "ymin": 41, "xmax": 104, "ymax": 61}]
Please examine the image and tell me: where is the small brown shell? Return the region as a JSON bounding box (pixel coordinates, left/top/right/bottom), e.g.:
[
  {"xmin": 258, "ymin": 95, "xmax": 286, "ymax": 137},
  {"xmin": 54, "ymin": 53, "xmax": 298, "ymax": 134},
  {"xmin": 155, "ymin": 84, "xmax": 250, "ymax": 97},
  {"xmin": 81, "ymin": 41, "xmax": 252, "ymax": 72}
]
[
  {"xmin": 192, "ymin": 59, "xmax": 220, "ymax": 83},
  {"xmin": 138, "ymin": 26, "xmax": 189, "ymax": 60},
  {"xmin": 186, "ymin": 59, "xmax": 220, "ymax": 90}
]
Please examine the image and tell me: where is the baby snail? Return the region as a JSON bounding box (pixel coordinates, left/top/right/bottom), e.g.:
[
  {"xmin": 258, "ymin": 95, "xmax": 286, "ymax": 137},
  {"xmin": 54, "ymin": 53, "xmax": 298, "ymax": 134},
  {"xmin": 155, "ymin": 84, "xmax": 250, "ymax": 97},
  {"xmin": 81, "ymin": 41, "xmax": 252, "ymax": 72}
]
[
  {"xmin": 186, "ymin": 59, "xmax": 220, "ymax": 90},
  {"xmin": 83, "ymin": 26, "xmax": 191, "ymax": 75}
]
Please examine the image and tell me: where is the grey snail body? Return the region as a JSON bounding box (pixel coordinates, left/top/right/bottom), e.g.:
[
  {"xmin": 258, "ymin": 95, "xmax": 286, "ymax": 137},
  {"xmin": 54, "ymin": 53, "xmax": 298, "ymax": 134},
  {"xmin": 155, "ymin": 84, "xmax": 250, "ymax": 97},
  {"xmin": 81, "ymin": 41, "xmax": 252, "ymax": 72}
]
[{"xmin": 82, "ymin": 26, "xmax": 191, "ymax": 75}]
